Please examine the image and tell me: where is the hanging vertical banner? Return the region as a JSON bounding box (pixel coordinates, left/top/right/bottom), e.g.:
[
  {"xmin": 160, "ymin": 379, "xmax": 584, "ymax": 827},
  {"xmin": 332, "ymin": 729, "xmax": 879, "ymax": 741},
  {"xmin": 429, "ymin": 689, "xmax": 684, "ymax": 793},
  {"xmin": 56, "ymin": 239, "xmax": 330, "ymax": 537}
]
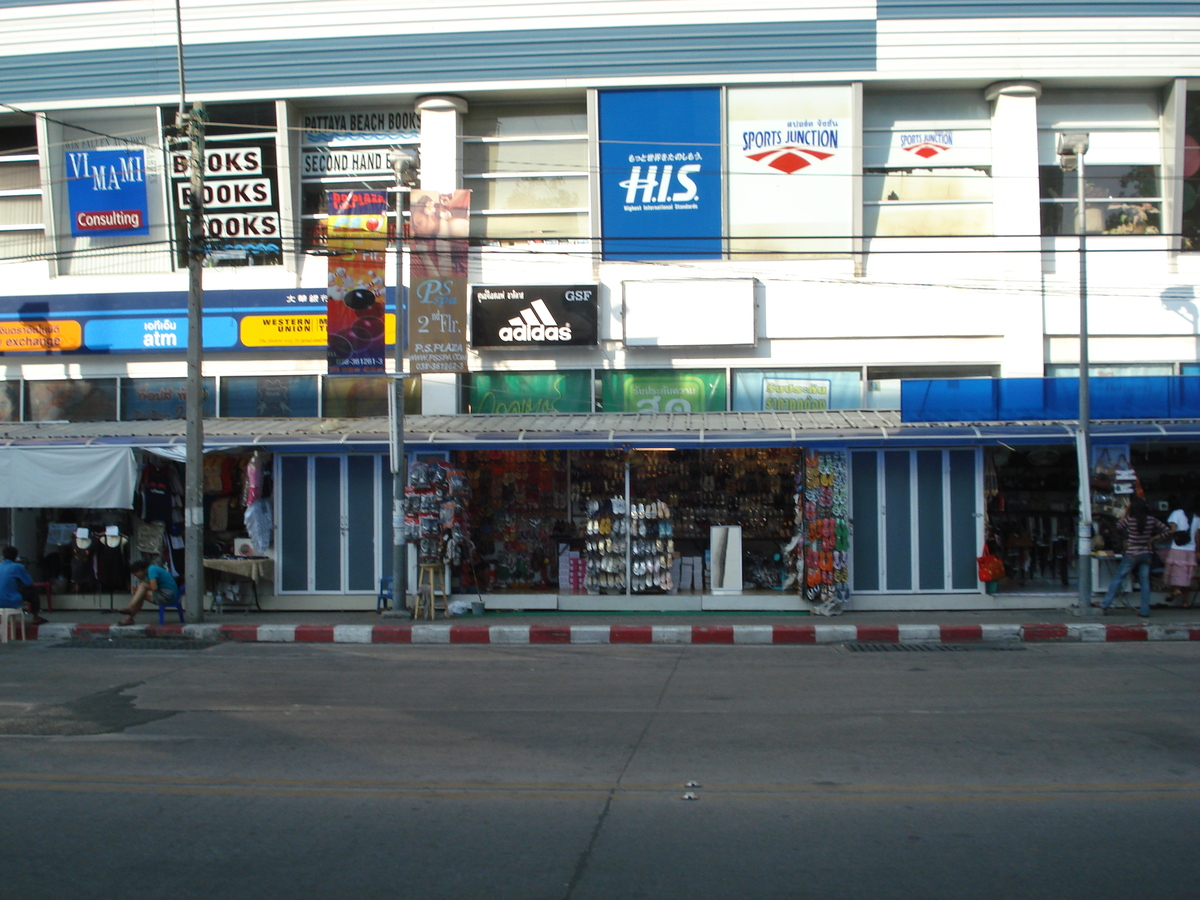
[
  {"xmin": 408, "ymin": 190, "xmax": 470, "ymax": 373},
  {"xmin": 326, "ymin": 190, "xmax": 389, "ymax": 374}
]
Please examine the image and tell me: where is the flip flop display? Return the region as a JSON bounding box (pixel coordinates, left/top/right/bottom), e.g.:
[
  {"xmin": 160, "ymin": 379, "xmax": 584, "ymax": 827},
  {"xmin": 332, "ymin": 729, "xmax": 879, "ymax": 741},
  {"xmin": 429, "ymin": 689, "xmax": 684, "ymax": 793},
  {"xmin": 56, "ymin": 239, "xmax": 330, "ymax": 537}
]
[
  {"xmin": 585, "ymin": 497, "xmax": 674, "ymax": 594},
  {"xmin": 790, "ymin": 449, "xmax": 851, "ymax": 615}
]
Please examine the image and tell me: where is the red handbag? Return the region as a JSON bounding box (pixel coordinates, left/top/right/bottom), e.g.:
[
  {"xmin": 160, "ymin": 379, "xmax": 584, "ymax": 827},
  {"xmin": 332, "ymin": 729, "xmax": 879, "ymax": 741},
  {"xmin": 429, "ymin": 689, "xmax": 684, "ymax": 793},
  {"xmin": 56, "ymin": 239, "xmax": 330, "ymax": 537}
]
[{"xmin": 977, "ymin": 549, "xmax": 1006, "ymax": 582}]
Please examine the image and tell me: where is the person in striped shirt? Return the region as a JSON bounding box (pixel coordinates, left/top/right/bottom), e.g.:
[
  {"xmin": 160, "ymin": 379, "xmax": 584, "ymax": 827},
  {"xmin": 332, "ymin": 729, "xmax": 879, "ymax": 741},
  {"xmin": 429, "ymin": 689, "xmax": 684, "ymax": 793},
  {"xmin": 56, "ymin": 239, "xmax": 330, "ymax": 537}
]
[{"xmin": 1098, "ymin": 497, "xmax": 1172, "ymax": 618}]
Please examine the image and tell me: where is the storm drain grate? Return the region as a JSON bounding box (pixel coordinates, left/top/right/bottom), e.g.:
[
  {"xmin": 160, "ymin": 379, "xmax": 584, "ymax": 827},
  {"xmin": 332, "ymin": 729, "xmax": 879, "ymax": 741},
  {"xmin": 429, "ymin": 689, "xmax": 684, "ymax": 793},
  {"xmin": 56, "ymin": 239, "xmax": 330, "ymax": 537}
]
[
  {"xmin": 54, "ymin": 637, "xmax": 219, "ymax": 651},
  {"xmin": 845, "ymin": 642, "xmax": 1025, "ymax": 653}
]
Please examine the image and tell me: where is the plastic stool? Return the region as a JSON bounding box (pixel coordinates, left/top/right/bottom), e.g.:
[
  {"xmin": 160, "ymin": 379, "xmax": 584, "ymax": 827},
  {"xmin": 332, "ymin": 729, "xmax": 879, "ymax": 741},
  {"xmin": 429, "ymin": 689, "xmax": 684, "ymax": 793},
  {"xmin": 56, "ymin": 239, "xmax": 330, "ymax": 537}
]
[
  {"xmin": 158, "ymin": 583, "xmax": 185, "ymax": 625},
  {"xmin": 377, "ymin": 576, "xmax": 393, "ymax": 612},
  {"xmin": 1, "ymin": 606, "xmax": 26, "ymax": 642}
]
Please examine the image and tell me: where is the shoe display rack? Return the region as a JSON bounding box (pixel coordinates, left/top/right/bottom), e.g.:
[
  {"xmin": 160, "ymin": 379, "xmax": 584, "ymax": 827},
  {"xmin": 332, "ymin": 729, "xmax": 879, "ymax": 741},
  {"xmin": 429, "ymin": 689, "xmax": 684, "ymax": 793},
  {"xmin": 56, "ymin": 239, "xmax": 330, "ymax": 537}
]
[
  {"xmin": 584, "ymin": 498, "xmax": 676, "ymax": 594},
  {"xmin": 796, "ymin": 449, "xmax": 850, "ymax": 614},
  {"xmin": 630, "ymin": 501, "xmax": 674, "ymax": 593},
  {"xmin": 584, "ymin": 496, "xmax": 628, "ymax": 593}
]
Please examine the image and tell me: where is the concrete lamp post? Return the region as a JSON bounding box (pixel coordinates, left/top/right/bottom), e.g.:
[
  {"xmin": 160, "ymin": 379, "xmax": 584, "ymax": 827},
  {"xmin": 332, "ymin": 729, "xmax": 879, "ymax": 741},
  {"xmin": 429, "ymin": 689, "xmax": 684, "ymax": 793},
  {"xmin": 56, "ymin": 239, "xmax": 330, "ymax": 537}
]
[
  {"xmin": 385, "ymin": 147, "xmax": 419, "ymax": 617},
  {"xmin": 1057, "ymin": 131, "xmax": 1093, "ymax": 616}
]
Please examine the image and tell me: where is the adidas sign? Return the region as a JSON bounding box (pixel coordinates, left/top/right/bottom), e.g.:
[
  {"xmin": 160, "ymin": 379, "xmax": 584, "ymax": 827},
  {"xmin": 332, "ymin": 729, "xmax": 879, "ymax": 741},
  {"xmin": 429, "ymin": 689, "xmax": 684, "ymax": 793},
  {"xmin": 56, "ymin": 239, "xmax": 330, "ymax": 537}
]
[{"xmin": 498, "ymin": 298, "xmax": 573, "ymax": 343}]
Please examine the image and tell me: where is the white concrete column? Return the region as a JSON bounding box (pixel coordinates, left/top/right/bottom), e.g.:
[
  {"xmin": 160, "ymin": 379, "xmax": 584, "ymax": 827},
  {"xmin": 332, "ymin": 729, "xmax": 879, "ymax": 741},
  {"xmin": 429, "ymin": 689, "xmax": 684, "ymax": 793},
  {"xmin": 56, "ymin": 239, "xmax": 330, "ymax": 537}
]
[
  {"xmin": 414, "ymin": 95, "xmax": 468, "ymax": 193},
  {"xmin": 413, "ymin": 96, "xmax": 468, "ymax": 414},
  {"xmin": 985, "ymin": 81, "xmax": 1042, "ymax": 239},
  {"xmin": 985, "ymin": 81, "xmax": 1044, "ymax": 377}
]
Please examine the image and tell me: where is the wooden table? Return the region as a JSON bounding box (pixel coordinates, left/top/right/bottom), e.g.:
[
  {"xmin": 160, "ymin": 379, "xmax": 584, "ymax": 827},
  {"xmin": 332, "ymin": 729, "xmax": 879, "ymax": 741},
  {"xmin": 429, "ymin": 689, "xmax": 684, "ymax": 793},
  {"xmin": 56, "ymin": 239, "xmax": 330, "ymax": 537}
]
[{"xmin": 203, "ymin": 557, "xmax": 274, "ymax": 611}]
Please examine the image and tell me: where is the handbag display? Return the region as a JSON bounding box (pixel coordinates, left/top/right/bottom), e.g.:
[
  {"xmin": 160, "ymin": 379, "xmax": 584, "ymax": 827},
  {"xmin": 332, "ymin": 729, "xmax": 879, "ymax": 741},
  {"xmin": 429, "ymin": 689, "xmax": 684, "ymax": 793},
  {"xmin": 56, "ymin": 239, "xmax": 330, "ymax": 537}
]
[{"xmin": 977, "ymin": 548, "xmax": 1006, "ymax": 582}]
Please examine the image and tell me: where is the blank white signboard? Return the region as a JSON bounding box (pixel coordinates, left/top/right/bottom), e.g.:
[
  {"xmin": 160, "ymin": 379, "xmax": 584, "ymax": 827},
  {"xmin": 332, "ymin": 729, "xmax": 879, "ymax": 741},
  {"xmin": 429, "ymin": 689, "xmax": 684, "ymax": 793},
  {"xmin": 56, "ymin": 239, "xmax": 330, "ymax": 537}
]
[{"xmin": 623, "ymin": 279, "xmax": 756, "ymax": 347}]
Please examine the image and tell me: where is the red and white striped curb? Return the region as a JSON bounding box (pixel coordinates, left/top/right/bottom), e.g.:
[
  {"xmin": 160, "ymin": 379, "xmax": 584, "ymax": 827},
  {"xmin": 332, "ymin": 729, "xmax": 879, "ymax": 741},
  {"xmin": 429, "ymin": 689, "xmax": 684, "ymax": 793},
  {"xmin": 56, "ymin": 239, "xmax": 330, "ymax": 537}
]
[{"xmin": 21, "ymin": 621, "xmax": 1200, "ymax": 645}]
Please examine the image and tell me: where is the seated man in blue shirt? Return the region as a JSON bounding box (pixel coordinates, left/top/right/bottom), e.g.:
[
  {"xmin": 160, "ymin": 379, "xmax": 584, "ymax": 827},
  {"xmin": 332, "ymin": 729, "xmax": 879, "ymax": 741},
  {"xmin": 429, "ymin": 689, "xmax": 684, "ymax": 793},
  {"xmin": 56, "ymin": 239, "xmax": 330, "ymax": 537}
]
[
  {"xmin": 118, "ymin": 558, "xmax": 179, "ymax": 626},
  {"xmin": 1, "ymin": 545, "xmax": 47, "ymax": 626}
]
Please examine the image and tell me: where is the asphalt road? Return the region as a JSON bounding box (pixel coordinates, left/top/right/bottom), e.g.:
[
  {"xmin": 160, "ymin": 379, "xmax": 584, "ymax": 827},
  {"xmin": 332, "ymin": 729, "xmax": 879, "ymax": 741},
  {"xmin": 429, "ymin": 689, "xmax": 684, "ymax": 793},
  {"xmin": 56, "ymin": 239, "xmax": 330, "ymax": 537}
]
[{"xmin": 1, "ymin": 639, "xmax": 1198, "ymax": 900}]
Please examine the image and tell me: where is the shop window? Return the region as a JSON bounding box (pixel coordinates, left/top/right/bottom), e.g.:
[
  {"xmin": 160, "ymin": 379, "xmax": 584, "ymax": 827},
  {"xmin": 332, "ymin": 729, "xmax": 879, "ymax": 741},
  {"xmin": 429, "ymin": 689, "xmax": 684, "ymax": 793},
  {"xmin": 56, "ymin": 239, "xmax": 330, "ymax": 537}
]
[
  {"xmin": 731, "ymin": 370, "xmax": 862, "ymax": 412},
  {"xmin": 863, "ymin": 91, "xmax": 993, "ymax": 238},
  {"xmin": 297, "ymin": 104, "xmax": 417, "ymax": 254},
  {"xmin": 121, "ymin": 378, "xmax": 215, "ymax": 421},
  {"xmin": 1184, "ymin": 92, "xmax": 1200, "ymax": 251},
  {"xmin": 1037, "ymin": 91, "xmax": 1163, "ymax": 236},
  {"xmin": 277, "ymin": 454, "xmax": 392, "ymax": 594},
  {"xmin": 467, "ymin": 371, "xmax": 592, "ymax": 414},
  {"xmin": 852, "ymin": 449, "xmax": 979, "ymax": 593},
  {"xmin": 597, "ymin": 370, "xmax": 727, "ymax": 414},
  {"xmin": 220, "ymin": 376, "xmax": 318, "ymax": 418},
  {"xmin": 0, "ymin": 381, "xmax": 17, "ymax": 421},
  {"xmin": 0, "ymin": 115, "xmax": 44, "ymax": 261},
  {"xmin": 1045, "ymin": 364, "xmax": 1174, "ymax": 378},
  {"xmin": 25, "ymin": 379, "xmax": 117, "ymax": 422},
  {"xmin": 323, "ymin": 375, "xmax": 420, "ymax": 417},
  {"xmin": 866, "ymin": 365, "xmax": 998, "ymax": 410},
  {"xmin": 463, "ymin": 103, "xmax": 588, "ymax": 243}
]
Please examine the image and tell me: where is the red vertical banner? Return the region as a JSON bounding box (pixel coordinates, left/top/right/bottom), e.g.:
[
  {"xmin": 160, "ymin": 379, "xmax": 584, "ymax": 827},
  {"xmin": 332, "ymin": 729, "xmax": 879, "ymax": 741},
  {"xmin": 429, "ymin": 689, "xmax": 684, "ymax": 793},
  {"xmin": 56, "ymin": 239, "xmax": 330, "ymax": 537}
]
[
  {"xmin": 326, "ymin": 190, "xmax": 388, "ymax": 374},
  {"xmin": 408, "ymin": 189, "xmax": 470, "ymax": 373}
]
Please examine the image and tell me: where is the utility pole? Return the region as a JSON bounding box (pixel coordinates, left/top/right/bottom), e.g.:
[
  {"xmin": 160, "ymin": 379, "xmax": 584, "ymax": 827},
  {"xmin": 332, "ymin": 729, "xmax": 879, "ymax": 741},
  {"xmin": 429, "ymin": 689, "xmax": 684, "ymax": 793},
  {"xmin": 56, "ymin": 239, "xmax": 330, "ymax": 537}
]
[
  {"xmin": 385, "ymin": 148, "xmax": 418, "ymax": 617},
  {"xmin": 183, "ymin": 103, "xmax": 205, "ymax": 622}
]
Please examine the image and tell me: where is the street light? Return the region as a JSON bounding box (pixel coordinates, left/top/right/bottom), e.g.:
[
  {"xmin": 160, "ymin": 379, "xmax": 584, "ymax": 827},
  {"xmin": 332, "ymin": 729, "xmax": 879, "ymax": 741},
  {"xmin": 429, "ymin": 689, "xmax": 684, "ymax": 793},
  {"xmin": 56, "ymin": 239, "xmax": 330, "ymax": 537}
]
[
  {"xmin": 385, "ymin": 147, "xmax": 418, "ymax": 617},
  {"xmin": 1058, "ymin": 132, "xmax": 1093, "ymax": 616}
]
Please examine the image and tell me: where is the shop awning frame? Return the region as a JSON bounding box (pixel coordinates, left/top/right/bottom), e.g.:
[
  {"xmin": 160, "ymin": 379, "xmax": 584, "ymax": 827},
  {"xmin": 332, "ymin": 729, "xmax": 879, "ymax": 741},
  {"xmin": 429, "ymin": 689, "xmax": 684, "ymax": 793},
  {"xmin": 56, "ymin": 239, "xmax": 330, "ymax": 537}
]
[{"xmin": 0, "ymin": 412, "xmax": 1197, "ymax": 453}]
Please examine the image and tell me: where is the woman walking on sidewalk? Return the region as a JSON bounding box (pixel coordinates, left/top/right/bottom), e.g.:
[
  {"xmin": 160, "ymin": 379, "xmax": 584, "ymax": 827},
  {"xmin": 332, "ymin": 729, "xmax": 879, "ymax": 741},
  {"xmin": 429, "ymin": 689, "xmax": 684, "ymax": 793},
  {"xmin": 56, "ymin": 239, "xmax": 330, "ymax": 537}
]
[
  {"xmin": 1098, "ymin": 497, "xmax": 1172, "ymax": 618},
  {"xmin": 1164, "ymin": 495, "xmax": 1200, "ymax": 607}
]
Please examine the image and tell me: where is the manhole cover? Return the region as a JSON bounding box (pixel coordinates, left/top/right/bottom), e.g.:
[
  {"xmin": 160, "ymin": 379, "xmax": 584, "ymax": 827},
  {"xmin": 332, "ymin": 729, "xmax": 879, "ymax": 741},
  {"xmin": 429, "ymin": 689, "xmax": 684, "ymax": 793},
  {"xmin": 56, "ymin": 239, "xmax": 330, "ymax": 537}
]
[
  {"xmin": 844, "ymin": 642, "xmax": 1025, "ymax": 653},
  {"xmin": 55, "ymin": 637, "xmax": 219, "ymax": 651}
]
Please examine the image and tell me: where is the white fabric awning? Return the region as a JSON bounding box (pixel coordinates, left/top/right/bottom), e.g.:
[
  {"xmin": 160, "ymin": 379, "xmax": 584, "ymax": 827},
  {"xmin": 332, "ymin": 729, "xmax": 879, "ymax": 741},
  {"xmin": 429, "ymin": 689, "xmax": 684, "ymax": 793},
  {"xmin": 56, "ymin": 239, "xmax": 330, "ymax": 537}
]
[{"xmin": 0, "ymin": 446, "xmax": 137, "ymax": 509}]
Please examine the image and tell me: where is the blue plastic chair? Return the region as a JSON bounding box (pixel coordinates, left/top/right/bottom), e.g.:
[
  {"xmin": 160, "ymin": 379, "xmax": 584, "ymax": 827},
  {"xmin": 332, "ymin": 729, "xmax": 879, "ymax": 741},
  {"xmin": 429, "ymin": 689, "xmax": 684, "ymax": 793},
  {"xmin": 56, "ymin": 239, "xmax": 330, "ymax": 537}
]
[
  {"xmin": 159, "ymin": 582, "xmax": 185, "ymax": 625},
  {"xmin": 377, "ymin": 577, "xmax": 393, "ymax": 612}
]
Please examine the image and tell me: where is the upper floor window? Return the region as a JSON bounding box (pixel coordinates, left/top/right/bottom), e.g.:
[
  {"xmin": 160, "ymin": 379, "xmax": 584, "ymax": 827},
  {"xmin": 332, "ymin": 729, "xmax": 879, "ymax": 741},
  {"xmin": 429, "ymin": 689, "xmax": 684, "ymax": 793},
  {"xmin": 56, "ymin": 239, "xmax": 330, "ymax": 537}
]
[
  {"xmin": 0, "ymin": 114, "xmax": 44, "ymax": 262},
  {"xmin": 462, "ymin": 103, "xmax": 588, "ymax": 243},
  {"xmin": 863, "ymin": 91, "xmax": 993, "ymax": 237},
  {"xmin": 1182, "ymin": 91, "xmax": 1200, "ymax": 251},
  {"xmin": 1037, "ymin": 91, "xmax": 1163, "ymax": 236}
]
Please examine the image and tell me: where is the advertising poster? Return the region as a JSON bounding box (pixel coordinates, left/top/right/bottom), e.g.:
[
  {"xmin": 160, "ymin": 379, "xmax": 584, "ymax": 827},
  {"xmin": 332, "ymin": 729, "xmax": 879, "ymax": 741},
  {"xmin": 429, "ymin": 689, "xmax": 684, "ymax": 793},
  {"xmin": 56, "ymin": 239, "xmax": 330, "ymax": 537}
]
[
  {"xmin": 727, "ymin": 85, "xmax": 854, "ymax": 256},
  {"xmin": 598, "ymin": 370, "xmax": 726, "ymax": 414},
  {"xmin": 408, "ymin": 189, "xmax": 470, "ymax": 374},
  {"xmin": 326, "ymin": 190, "xmax": 389, "ymax": 374},
  {"xmin": 121, "ymin": 378, "xmax": 215, "ymax": 421},
  {"xmin": 470, "ymin": 284, "xmax": 598, "ymax": 349},
  {"xmin": 598, "ymin": 88, "xmax": 722, "ymax": 261},
  {"xmin": 469, "ymin": 372, "xmax": 592, "ymax": 414},
  {"xmin": 761, "ymin": 377, "xmax": 832, "ymax": 411},
  {"xmin": 65, "ymin": 148, "xmax": 150, "ymax": 237}
]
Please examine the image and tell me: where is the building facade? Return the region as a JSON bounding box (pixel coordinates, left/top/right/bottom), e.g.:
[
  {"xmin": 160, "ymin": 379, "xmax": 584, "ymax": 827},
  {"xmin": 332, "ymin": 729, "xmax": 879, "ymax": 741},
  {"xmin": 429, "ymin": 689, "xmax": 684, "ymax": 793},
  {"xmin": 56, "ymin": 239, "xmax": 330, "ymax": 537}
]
[{"xmin": 3, "ymin": 0, "xmax": 1200, "ymax": 612}]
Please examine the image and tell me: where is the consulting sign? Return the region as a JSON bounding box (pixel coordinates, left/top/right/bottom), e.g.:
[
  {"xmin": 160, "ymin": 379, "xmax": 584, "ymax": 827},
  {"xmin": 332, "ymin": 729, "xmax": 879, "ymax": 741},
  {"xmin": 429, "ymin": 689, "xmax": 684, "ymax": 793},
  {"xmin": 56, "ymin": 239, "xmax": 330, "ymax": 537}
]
[
  {"xmin": 65, "ymin": 148, "xmax": 150, "ymax": 237},
  {"xmin": 598, "ymin": 88, "xmax": 722, "ymax": 261},
  {"xmin": 471, "ymin": 284, "xmax": 599, "ymax": 348}
]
